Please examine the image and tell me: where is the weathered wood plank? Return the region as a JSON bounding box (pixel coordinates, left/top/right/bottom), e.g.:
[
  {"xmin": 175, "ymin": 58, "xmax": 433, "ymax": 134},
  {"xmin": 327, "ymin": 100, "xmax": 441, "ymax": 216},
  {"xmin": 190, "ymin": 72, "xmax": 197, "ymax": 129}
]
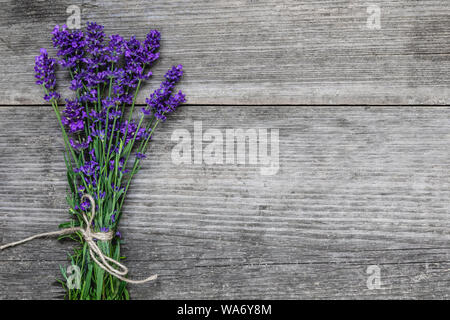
[
  {"xmin": 0, "ymin": 105, "xmax": 449, "ymax": 299},
  {"xmin": 0, "ymin": 0, "xmax": 449, "ymax": 105},
  {"xmin": 1, "ymin": 255, "xmax": 449, "ymax": 299}
]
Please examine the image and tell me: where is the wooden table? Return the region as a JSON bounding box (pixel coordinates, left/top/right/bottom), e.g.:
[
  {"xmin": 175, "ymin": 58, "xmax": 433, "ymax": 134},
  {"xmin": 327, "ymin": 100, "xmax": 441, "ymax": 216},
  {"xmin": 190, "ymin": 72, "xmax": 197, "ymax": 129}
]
[{"xmin": 0, "ymin": 0, "xmax": 449, "ymax": 299}]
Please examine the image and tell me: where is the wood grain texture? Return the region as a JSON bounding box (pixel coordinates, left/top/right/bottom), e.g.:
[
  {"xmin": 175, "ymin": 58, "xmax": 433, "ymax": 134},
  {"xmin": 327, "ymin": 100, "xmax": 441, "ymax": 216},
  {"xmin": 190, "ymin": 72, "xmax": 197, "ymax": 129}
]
[
  {"xmin": 0, "ymin": 0, "xmax": 449, "ymax": 105},
  {"xmin": 0, "ymin": 106, "xmax": 449, "ymax": 299}
]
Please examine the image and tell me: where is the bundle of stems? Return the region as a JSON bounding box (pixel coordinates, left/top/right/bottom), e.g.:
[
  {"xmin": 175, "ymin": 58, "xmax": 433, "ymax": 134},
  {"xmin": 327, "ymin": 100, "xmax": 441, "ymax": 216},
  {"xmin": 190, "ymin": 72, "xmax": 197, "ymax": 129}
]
[{"xmin": 34, "ymin": 22, "xmax": 185, "ymax": 300}]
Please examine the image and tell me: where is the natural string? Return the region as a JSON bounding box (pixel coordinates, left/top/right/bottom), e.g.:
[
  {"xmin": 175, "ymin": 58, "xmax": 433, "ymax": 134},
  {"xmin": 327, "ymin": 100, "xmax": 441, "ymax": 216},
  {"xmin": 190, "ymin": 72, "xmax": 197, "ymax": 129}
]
[{"xmin": 0, "ymin": 194, "xmax": 157, "ymax": 284}]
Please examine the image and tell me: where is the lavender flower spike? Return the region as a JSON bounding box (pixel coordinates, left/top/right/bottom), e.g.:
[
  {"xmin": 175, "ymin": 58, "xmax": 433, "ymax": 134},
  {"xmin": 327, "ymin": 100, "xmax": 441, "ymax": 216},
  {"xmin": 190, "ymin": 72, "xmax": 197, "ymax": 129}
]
[{"xmin": 34, "ymin": 48, "xmax": 59, "ymax": 101}]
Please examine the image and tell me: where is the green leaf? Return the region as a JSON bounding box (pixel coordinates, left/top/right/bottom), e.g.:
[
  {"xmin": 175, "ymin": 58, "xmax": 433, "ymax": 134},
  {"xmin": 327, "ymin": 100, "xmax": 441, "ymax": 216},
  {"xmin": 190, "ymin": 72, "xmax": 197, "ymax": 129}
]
[
  {"xmin": 82, "ymin": 263, "xmax": 93, "ymax": 299},
  {"xmin": 94, "ymin": 261, "xmax": 105, "ymax": 300}
]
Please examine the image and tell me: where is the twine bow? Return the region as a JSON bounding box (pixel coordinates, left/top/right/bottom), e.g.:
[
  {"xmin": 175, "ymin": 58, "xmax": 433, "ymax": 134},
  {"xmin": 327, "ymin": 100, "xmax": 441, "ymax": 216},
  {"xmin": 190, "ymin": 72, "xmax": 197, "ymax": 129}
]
[{"xmin": 0, "ymin": 194, "xmax": 157, "ymax": 284}]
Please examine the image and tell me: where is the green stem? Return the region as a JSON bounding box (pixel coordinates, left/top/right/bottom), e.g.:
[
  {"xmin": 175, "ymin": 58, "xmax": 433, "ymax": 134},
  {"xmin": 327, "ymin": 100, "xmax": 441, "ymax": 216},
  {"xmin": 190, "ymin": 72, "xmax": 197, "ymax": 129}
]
[
  {"xmin": 46, "ymin": 92, "xmax": 78, "ymax": 166},
  {"xmin": 117, "ymin": 117, "xmax": 161, "ymax": 215},
  {"xmin": 121, "ymin": 115, "xmax": 144, "ymax": 169},
  {"xmin": 120, "ymin": 79, "xmax": 142, "ymax": 155}
]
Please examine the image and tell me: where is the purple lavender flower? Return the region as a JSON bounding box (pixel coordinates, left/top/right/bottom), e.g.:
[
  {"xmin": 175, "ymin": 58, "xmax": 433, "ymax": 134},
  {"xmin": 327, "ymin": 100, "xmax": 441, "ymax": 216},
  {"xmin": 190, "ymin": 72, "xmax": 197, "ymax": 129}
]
[
  {"xmin": 69, "ymin": 137, "xmax": 92, "ymax": 151},
  {"xmin": 142, "ymin": 65, "xmax": 185, "ymax": 120},
  {"xmin": 123, "ymin": 30, "xmax": 161, "ymax": 84},
  {"xmin": 34, "ymin": 48, "xmax": 59, "ymax": 101},
  {"xmin": 118, "ymin": 120, "xmax": 147, "ymax": 146},
  {"xmin": 88, "ymin": 148, "xmax": 96, "ymax": 160},
  {"xmin": 108, "ymin": 158, "xmax": 127, "ymax": 173},
  {"xmin": 144, "ymin": 30, "xmax": 161, "ymax": 50},
  {"xmin": 79, "ymin": 200, "xmax": 91, "ymax": 211},
  {"xmin": 61, "ymin": 99, "xmax": 87, "ymax": 133},
  {"xmin": 52, "ymin": 25, "xmax": 86, "ymax": 69},
  {"xmin": 74, "ymin": 160, "xmax": 99, "ymax": 178},
  {"xmin": 85, "ymin": 22, "xmax": 105, "ymax": 56},
  {"xmin": 106, "ymin": 34, "xmax": 124, "ymax": 63},
  {"xmin": 166, "ymin": 90, "xmax": 186, "ymax": 113},
  {"xmin": 95, "ymin": 191, "xmax": 106, "ymax": 199},
  {"xmin": 136, "ymin": 152, "xmax": 146, "ymax": 160},
  {"xmin": 165, "ymin": 64, "xmax": 184, "ymax": 83}
]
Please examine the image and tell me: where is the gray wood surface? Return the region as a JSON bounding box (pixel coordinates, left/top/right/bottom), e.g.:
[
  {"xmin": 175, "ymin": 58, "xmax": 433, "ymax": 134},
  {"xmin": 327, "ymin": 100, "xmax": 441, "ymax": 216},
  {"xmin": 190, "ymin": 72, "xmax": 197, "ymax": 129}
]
[
  {"xmin": 0, "ymin": 0, "xmax": 449, "ymax": 105},
  {"xmin": 0, "ymin": 0, "xmax": 449, "ymax": 301},
  {"xmin": 0, "ymin": 106, "xmax": 449, "ymax": 299}
]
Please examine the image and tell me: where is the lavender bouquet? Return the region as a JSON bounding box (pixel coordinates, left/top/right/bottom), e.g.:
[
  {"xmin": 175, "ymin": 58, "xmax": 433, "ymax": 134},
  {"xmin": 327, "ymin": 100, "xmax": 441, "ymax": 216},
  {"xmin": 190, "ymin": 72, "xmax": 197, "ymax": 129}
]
[{"xmin": 34, "ymin": 22, "xmax": 185, "ymax": 299}]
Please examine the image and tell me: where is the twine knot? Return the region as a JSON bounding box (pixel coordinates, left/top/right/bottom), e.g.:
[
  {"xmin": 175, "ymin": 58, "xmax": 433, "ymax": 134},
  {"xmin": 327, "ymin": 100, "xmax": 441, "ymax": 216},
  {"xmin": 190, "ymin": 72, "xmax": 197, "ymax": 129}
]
[{"xmin": 0, "ymin": 194, "xmax": 157, "ymax": 284}]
